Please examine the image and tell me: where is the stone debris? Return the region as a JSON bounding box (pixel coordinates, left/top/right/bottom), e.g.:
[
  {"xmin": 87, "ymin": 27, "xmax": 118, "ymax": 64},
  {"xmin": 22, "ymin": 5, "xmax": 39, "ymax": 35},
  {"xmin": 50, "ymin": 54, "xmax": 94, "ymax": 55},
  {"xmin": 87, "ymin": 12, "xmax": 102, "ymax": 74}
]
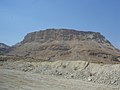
[{"xmin": 1, "ymin": 60, "xmax": 120, "ymax": 87}]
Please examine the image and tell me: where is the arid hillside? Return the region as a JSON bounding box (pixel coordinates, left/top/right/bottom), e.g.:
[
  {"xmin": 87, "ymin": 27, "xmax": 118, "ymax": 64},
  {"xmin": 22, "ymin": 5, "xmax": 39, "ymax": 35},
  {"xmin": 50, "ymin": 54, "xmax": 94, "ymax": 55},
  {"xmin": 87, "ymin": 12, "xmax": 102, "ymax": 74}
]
[
  {"xmin": 8, "ymin": 29, "xmax": 120, "ymax": 64},
  {"xmin": 0, "ymin": 43, "xmax": 10, "ymax": 55},
  {"xmin": 0, "ymin": 29, "xmax": 120, "ymax": 90}
]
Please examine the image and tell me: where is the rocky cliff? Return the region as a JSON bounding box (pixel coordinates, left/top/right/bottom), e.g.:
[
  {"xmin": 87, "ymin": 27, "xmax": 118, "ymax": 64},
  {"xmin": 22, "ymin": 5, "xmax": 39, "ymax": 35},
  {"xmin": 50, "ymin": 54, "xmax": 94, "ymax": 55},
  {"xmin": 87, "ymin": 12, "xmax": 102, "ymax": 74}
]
[{"xmin": 8, "ymin": 29, "xmax": 120, "ymax": 63}]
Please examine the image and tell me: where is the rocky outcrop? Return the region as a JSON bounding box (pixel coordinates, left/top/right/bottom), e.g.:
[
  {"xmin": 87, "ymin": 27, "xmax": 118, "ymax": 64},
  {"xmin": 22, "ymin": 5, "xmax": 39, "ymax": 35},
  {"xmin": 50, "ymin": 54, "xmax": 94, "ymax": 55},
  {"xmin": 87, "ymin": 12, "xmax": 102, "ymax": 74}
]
[
  {"xmin": 21, "ymin": 29, "xmax": 112, "ymax": 46},
  {"xmin": 8, "ymin": 29, "xmax": 120, "ymax": 63}
]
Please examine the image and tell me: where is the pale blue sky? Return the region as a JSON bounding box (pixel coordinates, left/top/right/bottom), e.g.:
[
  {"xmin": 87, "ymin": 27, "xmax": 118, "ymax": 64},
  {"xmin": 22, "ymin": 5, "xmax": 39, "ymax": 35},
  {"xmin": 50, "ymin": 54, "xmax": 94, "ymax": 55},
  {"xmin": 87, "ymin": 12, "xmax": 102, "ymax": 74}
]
[{"xmin": 0, "ymin": 0, "xmax": 120, "ymax": 48}]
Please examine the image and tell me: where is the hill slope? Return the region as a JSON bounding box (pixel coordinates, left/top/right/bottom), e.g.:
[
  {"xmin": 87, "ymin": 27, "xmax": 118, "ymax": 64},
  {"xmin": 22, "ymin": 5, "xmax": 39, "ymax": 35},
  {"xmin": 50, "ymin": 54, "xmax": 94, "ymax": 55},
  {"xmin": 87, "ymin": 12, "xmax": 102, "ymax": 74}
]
[
  {"xmin": 0, "ymin": 43, "xmax": 10, "ymax": 55},
  {"xmin": 8, "ymin": 29, "xmax": 120, "ymax": 63}
]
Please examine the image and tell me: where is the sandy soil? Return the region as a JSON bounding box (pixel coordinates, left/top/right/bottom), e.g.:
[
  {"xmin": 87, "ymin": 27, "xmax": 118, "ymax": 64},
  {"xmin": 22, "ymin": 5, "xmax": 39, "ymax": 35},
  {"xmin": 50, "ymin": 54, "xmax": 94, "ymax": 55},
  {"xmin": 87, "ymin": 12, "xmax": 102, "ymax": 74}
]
[{"xmin": 0, "ymin": 69, "xmax": 119, "ymax": 90}]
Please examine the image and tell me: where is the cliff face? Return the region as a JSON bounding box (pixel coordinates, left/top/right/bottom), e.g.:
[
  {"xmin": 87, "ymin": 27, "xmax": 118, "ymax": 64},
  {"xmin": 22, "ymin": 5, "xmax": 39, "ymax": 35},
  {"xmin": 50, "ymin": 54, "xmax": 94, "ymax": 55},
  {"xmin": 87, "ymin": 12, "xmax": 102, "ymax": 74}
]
[
  {"xmin": 8, "ymin": 29, "xmax": 120, "ymax": 63},
  {"xmin": 22, "ymin": 29, "xmax": 112, "ymax": 46}
]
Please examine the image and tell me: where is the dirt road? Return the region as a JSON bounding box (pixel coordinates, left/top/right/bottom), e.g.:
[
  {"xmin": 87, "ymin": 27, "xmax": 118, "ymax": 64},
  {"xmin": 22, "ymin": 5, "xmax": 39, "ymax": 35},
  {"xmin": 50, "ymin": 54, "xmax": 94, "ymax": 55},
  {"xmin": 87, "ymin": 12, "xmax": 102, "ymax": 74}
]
[{"xmin": 0, "ymin": 69, "xmax": 119, "ymax": 90}]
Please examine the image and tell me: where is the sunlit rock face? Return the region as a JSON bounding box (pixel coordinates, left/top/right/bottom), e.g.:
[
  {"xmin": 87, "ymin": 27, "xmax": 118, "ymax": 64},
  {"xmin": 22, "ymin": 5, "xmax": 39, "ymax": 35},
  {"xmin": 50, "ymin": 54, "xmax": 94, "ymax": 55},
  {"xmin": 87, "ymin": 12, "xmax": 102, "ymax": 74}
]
[{"xmin": 8, "ymin": 29, "xmax": 120, "ymax": 63}]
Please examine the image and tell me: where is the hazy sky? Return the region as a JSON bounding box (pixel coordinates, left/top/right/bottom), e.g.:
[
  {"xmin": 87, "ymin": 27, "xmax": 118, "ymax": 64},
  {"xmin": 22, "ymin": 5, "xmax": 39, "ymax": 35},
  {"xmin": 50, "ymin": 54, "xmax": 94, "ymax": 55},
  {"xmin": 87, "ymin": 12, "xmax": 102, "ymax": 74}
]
[{"xmin": 0, "ymin": 0, "xmax": 120, "ymax": 48}]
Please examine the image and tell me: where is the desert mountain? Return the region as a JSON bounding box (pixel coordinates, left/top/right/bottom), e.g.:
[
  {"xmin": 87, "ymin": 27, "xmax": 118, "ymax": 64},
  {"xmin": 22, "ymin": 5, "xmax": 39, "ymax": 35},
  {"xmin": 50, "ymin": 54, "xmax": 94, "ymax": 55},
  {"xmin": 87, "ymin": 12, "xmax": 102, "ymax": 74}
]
[
  {"xmin": 8, "ymin": 29, "xmax": 120, "ymax": 63},
  {"xmin": 0, "ymin": 43, "xmax": 10, "ymax": 55}
]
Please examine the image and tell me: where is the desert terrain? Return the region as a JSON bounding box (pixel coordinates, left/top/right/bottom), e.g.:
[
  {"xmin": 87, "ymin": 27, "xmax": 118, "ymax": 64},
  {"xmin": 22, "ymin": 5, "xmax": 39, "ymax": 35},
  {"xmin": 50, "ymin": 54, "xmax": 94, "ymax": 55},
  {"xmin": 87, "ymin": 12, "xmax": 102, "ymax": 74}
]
[
  {"xmin": 0, "ymin": 59, "xmax": 120, "ymax": 90},
  {"xmin": 0, "ymin": 69, "xmax": 119, "ymax": 90},
  {"xmin": 0, "ymin": 29, "xmax": 120, "ymax": 90}
]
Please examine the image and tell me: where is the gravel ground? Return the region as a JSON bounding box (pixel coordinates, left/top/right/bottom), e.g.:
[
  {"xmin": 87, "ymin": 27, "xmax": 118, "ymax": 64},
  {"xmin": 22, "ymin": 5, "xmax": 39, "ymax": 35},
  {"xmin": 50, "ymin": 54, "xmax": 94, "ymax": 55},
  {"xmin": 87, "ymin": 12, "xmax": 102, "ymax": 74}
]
[{"xmin": 0, "ymin": 69, "xmax": 119, "ymax": 90}]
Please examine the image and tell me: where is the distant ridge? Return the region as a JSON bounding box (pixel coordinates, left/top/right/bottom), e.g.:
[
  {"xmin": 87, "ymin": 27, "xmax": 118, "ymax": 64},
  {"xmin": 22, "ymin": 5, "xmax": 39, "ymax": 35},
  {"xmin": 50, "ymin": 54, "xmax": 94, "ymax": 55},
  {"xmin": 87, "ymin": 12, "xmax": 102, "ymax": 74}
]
[{"xmin": 0, "ymin": 43, "xmax": 10, "ymax": 55}]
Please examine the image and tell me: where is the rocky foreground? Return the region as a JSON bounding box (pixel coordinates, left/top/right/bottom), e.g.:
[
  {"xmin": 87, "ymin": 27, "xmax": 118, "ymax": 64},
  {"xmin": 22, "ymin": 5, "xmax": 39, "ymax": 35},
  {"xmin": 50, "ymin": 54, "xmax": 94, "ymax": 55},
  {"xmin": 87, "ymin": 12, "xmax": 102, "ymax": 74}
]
[
  {"xmin": 0, "ymin": 69, "xmax": 119, "ymax": 90},
  {"xmin": 0, "ymin": 58, "xmax": 120, "ymax": 90}
]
